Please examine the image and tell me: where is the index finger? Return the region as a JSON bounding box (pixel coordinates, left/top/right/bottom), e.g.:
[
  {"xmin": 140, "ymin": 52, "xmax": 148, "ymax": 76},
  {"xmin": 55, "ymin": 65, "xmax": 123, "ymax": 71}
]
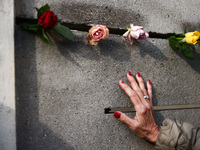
[{"xmin": 119, "ymin": 80, "xmax": 142, "ymax": 108}]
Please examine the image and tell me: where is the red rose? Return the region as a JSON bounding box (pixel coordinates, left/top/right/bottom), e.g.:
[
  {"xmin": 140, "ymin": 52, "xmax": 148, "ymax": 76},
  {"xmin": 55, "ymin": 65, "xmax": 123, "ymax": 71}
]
[{"xmin": 38, "ymin": 11, "xmax": 58, "ymax": 29}]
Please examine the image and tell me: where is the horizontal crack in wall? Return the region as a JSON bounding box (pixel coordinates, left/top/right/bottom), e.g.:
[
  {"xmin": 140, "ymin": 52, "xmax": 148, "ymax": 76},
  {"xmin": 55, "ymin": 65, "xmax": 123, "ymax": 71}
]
[{"xmin": 16, "ymin": 17, "xmax": 176, "ymax": 39}]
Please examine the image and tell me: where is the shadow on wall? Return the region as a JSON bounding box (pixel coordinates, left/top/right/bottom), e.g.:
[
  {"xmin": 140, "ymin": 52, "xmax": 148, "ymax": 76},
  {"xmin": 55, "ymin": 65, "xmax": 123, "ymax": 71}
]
[
  {"xmin": 152, "ymin": 87, "xmax": 165, "ymax": 126},
  {"xmin": 15, "ymin": 26, "xmax": 75, "ymax": 150},
  {"xmin": 52, "ymin": 32, "xmax": 132, "ymax": 66},
  {"xmin": 178, "ymin": 22, "xmax": 200, "ymax": 73},
  {"xmin": 138, "ymin": 40, "xmax": 168, "ymax": 61},
  {"xmin": 173, "ymin": 47, "xmax": 200, "ymax": 73},
  {"xmin": 53, "ymin": 32, "xmax": 168, "ymax": 65},
  {"xmin": 0, "ymin": 105, "xmax": 15, "ymax": 150},
  {"xmin": 143, "ymin": 1, "xmax": 200, "ymax": 73}
]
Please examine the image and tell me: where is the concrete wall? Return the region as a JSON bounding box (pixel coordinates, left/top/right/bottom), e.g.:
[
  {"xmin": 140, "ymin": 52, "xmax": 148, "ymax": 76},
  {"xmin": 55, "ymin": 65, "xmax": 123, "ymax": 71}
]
[
  {"xmin": 15, "ymin": 0, "xmax": 200, "ymax": 150},
  {"xmin": 0, "ymin": 0, "xmax": 16, "ymax": 149}
]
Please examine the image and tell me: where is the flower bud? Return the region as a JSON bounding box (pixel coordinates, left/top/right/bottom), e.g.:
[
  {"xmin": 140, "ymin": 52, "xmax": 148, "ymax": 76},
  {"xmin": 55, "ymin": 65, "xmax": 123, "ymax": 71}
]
[
  {"xmin": 87, "ymin": 25, "xmax": 109, "ymax": 45},
  {"xmin": 185, "ymin": 31, "xmax": 200, "ymax": 45},
  {"xmin": 123, "ymin": 23, "xmax": 149, "ymax": 45},
  {"xmin": 38, "ymin": 11, "xmax": 58, "ymax": 29}
]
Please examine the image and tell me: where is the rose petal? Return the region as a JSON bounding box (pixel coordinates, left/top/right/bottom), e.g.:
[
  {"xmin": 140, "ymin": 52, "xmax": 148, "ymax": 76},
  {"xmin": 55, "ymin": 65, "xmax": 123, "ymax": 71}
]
[
  {"xmin": 145, "ymin": 32, "xmax": 149, "ymax": 38},
  {"xmin": 130, "ymin": 23, "xmax": 134, "ymax": 29},
  {"xmin": 131, "ymin": 26, "xmax": 143, "ymax": 31},
  {"xmin": 194, "ymin": 31, "xmax": 200, "ymax": 36},
  {"xmin": 123, "ymin": 31, "xmax": 130, "ymax": 38},
  {"xmin": 185, "ymin": 37, "xmax": 194, "ymax": 44},
  {"xmin": 185, "ymin": 32, "xmax": 194, "ymax": 38},
  {"xmin": 130, "ymin": 30, "xmax": 140, "ymax": 39},
  {"xmin": 87, "ymin": 25, "xmax": 109, "ymax": 45},
  {"xmin": 101, "ymin": 28, "xmax": 108, "ymax": 39},
  {"xmin": 192, "ymin": 35, "xmax": 199, "ymax": 44},
  {"xmin": 128, "ymin": 34, "xmax": 134, "ymax": 45},
  {"xmin": 129, "ymin": 38, "xmax": 134, "ymax": 45}
]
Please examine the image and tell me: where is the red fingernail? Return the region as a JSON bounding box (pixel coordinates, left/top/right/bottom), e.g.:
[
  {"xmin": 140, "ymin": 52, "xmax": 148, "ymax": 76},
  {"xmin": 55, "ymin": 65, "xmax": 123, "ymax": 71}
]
[
  {"xmin": 148, "ymin": 80, "xmax": 151, "ymax": 85},
  {"xmin": 128, "ymin": 72, "xmax": 132, "ymax": 76},
  {"xmin": 121, "ymin": 81, "xmax": 124, "ymax": 84},
  {"xmin": 114, "ymin": 112, "xmax": 121, "ymax": 118},
  {"xmin": 137, "ymin": 72, "xmax": 141, "ymax": 77}
]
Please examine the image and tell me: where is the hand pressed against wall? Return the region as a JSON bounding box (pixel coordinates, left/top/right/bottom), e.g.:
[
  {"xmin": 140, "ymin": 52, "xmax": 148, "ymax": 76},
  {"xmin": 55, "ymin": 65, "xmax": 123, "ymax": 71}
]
[{"xmin": 114, "ymin": 72, "xmax": 160, "ymax": 143}]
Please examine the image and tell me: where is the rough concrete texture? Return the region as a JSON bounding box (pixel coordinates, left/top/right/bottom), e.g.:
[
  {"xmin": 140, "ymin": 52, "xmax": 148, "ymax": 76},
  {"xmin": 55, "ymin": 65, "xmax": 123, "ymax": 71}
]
[
  {"xmin": 16, "ymin": 0, "xmax": 200, "ymax": 33},
  {"xmin": 15, "ymin": 0, "xmax": 200, "ymax": 150},
  {"xmin": 15, "ymin": 26, "xmax": 200, "ymax": 149},
  {"xmin": 0, "ymin": 0, "xmax": 16, "ymax": 149}
]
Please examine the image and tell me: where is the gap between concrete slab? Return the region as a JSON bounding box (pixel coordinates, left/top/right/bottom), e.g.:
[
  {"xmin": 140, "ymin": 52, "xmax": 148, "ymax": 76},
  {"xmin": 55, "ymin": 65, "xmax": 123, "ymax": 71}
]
[{"xmin": 16, "ymin": 17, "xmax": 176, "ymax": 39}]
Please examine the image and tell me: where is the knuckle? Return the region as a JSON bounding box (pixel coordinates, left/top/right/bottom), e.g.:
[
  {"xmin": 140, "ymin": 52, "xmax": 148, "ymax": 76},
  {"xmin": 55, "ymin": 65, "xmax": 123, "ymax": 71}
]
[
  {"xmin": 134, "ymin": 105, "xmax": 140, "ymax": 111},
  {"xmin": 146, "ymin": 104, "xmax": 152, "ymax": 110},
  {"xmin": 135, "ymin": 87, "xmax": 142, "ymax": 92},
  {"xmin": 139, "ymin": 106, "xmax": 148, "ymax": 114},
  {"xmin": 123, "ymin": 84, "xmax": 129, "ymax": 90},
  {"xmin": 134, "ymin": 123, "xmax": 140, "ymax": 129},
  {"xmin": 129, "ymin": 125, "xmax": 136, "ymax": 131},
  {"xmin": 129, "ymin": 91, "xmax": 137, "ymax": 98},
  {"xmin": 139, "ymin": 80, "xmax": 144, "ymax": 84}
]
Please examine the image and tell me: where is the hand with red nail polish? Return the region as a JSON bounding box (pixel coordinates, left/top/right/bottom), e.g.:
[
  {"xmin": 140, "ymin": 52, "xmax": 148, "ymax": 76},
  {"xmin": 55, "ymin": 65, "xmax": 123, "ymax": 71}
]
[
  {"xmin": 114, "ymin": 112, "xmax": 121, "ymax": 118},
  {"xmin": 137, "ymin": 72, "xmax": 141, "ymax": 77},
  {"xmin": 115, "ymin": 72, "xmax": 160, "ymax": 143}
]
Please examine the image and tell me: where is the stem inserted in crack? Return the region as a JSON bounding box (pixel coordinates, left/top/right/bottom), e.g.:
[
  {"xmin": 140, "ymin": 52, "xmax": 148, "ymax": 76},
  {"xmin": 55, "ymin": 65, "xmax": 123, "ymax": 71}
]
[{"xmin": 16, "ymin": 17, "xmax": 176, "ymax": 39}]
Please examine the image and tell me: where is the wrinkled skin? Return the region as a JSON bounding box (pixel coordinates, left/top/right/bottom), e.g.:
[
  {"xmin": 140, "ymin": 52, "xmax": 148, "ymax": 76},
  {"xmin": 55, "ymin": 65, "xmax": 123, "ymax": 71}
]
[{"xmin": 114, "ymin": 72, "xmax": 160, "ymax": 143}]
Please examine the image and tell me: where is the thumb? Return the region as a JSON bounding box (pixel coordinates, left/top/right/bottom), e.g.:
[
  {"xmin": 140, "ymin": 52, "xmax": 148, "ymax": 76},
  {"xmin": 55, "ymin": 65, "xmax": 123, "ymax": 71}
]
[{"xmin": 114, "ymin": 111, "xmax": 136, "ymax": 127}]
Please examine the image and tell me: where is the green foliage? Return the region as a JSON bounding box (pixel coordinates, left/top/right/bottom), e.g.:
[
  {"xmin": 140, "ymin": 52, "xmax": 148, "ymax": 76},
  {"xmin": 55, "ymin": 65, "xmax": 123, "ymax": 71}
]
[
  {"xmin": 20, "ymin": 23, "xmax": 40, "ymax": 32},
  {"xmin": 168, "ymin": 35, "xmax": 195, "ymax": 60},
  {"xmin": 37, "ymin": 28, "xmax": 51, "ymax": 45},
  {"xmin": 168, "ymin": 36, "xmax": 180, "ymax": 50},
  {"xmin": 181, "ymin": 44, "xmax": 194, "ymax": 60},
  {"xmin": 20, "ymin": 4, "xmax": 74, "ymax": 45},
  {"xmin": 53, "ymin": 23, "xmax": 74, "ymax": 41},
  {"xmin": 20, "ymin": 22, "xmax": 51, "ymax": 45},
  {"xmin": 36, "ymin": 4, "xmax": 50, "ymax": 18},
  {"xmin": 184, "ymin": 27, "xmax": 187, "ymax": 34}
]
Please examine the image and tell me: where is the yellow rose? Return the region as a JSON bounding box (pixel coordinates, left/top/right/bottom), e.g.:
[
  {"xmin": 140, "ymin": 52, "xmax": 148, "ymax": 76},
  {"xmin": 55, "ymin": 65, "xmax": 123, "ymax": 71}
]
[{"xmin": 185, "ymin": 31, "xmax": 200, "ymax": 45}]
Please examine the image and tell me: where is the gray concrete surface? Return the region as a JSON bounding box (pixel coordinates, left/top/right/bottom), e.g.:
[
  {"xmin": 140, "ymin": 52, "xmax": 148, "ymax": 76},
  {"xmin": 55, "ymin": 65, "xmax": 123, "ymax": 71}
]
[
  {"xmin": 15, "ymin": 0, "xmax": 200, "ymax": 150},
  {"xmin": 15, "ymin": 28, "xmax": 200, "ymax": 150},
  {"xmin": 16, "ymin": 0, "xmax": 200, "ymax": 33},
  {"xmin": 0, "ymin": 0, "xmax": 16, "ymax": 150}
]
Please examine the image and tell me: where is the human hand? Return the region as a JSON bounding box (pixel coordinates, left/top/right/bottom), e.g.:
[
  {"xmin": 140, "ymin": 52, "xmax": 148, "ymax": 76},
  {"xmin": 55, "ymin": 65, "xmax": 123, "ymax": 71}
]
[{"xmin": 114, "ymin": 72, "xmax": 160, "ymax": 143}]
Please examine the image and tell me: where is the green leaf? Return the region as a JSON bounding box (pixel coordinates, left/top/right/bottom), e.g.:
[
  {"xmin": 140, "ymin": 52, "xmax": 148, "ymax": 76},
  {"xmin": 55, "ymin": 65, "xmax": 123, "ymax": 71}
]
[
  {"xmin": 176, "ymin": 34, "xmax": 185, "ymax": 38},
  {"xmin": 197, "ymin": 40, "xmax": 200, "ymax": 46},
  {"xmin": 189, "ymin": 44, "xmax": 195, "ymax": 50},
  {"xmin": 20, "ymin": 23, "xmax": 39, "ymax": 32},
  {"xmin": 168, "ymin": 36, "xmax": 180, "ymax": 50},
  {"xmin": 169, "ymin": 42, "xmax": 178, "ymax": 50},
  {"xmin": 184, "ymin": 27, "xmax": 187, "ymax": 34},
  {"xmin": 53, "ymin": 23, "xmax": 74, "ymax": 41},
  {"xmin": 181, "ymin": 44, "xmax": 194, "ymax": 60},
  {"xmin": 36, "ymin": 4, "xmax": 50, "ymax": 18},
  {"xmin": 37, "ymin": 28, "xmax": 51, "ymax": 45}
]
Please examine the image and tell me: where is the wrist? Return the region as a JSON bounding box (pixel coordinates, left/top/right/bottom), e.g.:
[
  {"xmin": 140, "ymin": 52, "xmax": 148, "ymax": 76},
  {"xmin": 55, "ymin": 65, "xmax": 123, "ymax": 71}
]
[{"xmin": 146, "ymin": 126, "xmax": 161, "ymax": 143}]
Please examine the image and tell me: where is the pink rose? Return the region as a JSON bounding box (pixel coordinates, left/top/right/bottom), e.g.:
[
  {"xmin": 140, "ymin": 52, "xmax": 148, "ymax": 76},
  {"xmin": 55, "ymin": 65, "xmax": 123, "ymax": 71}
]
[
  {"xmin": 87, "ymin": 25, "xmax": 109, "ymax": 45},
  {"xmin": 123, "ymin": 23, "xmax": 149, "ymax": 45}
]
